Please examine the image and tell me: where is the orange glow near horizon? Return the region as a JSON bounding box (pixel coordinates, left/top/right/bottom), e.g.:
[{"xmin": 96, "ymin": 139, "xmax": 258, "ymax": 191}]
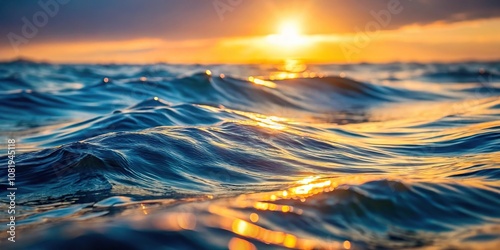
[{"xmin": 1, "ymin": 18, "xmax": 499, "ymax": 64}]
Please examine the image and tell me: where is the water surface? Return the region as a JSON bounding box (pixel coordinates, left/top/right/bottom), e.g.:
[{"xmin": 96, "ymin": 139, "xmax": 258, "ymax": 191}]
[{"xmin": 1, "ymin": 60, "xmax": 500, "ymax": 249}]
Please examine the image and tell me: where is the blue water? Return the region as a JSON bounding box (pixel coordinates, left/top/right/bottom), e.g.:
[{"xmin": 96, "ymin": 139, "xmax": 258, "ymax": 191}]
[{"xmin": 1, "ymin": 60, "xmax": 500, "ymax": 249}]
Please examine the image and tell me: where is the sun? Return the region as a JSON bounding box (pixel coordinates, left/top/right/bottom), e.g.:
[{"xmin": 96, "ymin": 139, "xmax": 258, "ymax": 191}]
[
  {"xmin": 279, "ymin": 22, "xmax": 301, "ymax": 39},
  {"xmin": 267, "ymin": 21, "xmax": 307, "ymax": 47}
]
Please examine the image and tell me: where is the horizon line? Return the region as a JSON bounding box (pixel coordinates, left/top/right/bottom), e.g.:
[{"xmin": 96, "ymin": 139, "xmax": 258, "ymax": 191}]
[{"xmin": 2, "ymin": 57, "xmax": 500, "ymax": 66}]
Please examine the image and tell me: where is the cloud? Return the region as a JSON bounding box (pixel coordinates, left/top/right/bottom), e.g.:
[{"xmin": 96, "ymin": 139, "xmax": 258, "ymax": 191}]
[{"xmin": 0, "ymin": 0, "xmax": 499, "ymax": 46}]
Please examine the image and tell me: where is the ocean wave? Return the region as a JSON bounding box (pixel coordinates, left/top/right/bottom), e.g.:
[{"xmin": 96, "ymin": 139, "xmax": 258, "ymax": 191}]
[
  {"xmin": 4, "ymin": 177, "xmax": 499, "ymax": 249},
  {"xmin": 1, "ymin": 61, "xmax": 500, "ymax": 249}
]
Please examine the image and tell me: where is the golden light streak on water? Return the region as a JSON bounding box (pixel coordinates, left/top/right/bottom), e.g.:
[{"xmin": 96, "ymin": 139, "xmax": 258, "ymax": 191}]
[
  {"xmin": 248, "ymin": 76, "xmax": 277, "ymax": 88},
  {"xmin": 228, "ymin": 237, "xmax": 256, "ymax": 250}
]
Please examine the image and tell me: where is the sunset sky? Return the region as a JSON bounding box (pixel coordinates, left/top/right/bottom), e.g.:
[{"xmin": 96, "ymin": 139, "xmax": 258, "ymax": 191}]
[{"xmin": 1, "ymin": 0, "xmax": 499, "ymax": 64}]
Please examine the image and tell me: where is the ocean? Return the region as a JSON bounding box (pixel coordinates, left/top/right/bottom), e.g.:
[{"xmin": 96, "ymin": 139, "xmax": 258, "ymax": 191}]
[{"xmin": 1, "ymin": 60, "xmax": 499, "ymax": 249}]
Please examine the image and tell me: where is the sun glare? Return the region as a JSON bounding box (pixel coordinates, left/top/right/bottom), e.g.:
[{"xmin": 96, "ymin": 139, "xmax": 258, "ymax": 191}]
[
  {"xmin": 279, "ymin": 22, "xmax": 300, "ymax": 38},
  {"xmin": 267, "ymin": 21, "xmax": 308, "ymax": 47}
]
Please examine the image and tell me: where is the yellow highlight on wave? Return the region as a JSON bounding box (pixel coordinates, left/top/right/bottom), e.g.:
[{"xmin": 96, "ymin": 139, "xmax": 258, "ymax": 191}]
[{"xmin": 248, "ymin": 76, "xmax": 276, "ymax": 88}]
